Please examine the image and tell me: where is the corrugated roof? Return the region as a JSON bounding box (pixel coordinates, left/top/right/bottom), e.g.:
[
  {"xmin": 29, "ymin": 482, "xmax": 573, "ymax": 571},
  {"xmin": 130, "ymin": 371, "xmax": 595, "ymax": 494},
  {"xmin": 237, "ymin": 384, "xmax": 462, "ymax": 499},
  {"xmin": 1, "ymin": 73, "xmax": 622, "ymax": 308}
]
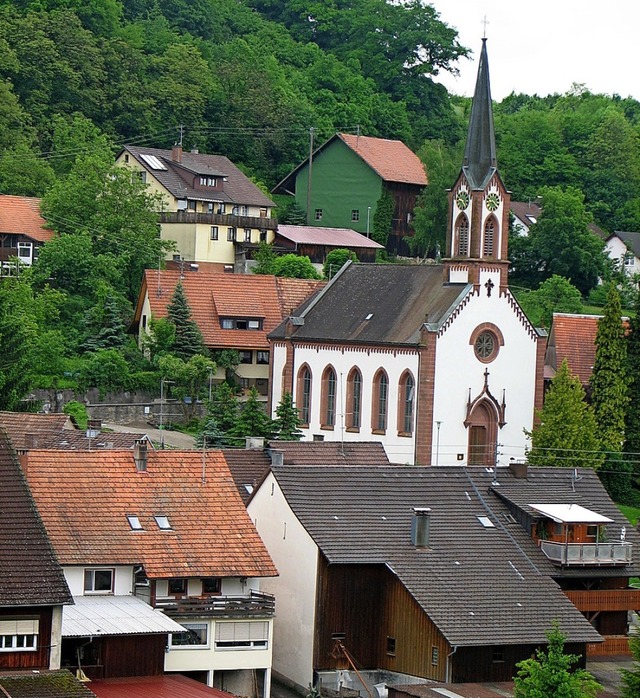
[
  {"xmin": 122, "ymin": 146, "xmax": 274, "ymax": 208},
  {"xmin": 276, "ymin": 225, "xmax": 383, "ymax": 248},
  {"xmin": 269, "ymin": 263, "xmax": 468, "ymax": 345},
  {"xmin": 62, "ymin": 595, "xmax": 185, "ymax": 637},
  {"xmin": 0, "ymin": 428, "xmax": 72, "ymax": 607},
  {"xmin": 0, "ymin": 670, "xmax": 96, "ymax": 698},
  {"xmin": 24, "ymin": 449, "xmax": 277, "ymax": 579},
  {"xmin": 135, "ymin": 269, "xmax": 324, "ymax": 350},
  {"xmin": 89, "ymin": 674, "xmax": 236, "ymax": 698},
  {"xmin": 0, "ymin": 195, "xmax": 55, "ymax": 242},
  {"xmin": 270, "ymin": 465, "xmax": 607, "ymax": 647}
]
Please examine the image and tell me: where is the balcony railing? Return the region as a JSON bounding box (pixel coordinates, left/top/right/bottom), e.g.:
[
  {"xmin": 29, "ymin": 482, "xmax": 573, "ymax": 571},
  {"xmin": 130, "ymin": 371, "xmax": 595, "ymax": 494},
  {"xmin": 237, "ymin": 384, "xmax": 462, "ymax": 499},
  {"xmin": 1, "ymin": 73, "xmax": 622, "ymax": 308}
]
[
  {"xmin": 540, "ymin": 540, "xmax": 632, "ymax": 566},
  {"xmin": 160, "ymin": 211, "xmax": 278, "ymax": 230},
  {"xmin": 155, "ymin": 590, "xmax": 275, "ymax": 618},
  {"xmin": 565, "ymin": 588, "xmax": 640, "ymax": 612}
]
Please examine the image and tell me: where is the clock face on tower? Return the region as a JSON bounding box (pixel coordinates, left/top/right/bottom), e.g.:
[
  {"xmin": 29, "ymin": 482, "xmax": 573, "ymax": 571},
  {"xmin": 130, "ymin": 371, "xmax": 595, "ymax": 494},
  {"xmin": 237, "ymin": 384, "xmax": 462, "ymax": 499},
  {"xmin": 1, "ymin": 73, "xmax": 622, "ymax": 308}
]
[
  {"xmin": 456, "ymin": 191, "xmax": 469, "ymax": 210},
  {"xmin": 486, "ymin": 192, "xmax": 500, "ymax": 212}
]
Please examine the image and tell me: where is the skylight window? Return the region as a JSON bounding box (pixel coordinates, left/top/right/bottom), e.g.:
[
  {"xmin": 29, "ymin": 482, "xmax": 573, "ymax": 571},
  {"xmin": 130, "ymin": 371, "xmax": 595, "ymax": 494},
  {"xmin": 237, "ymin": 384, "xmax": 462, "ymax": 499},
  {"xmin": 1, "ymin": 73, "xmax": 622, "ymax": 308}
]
[
  {"xmin": 477, "ymin": 516, "xmax": 495, "ymax": 528},
  {"xmin": 127, "ymin": 515, "xmax": 143, "ymax": 530},
  {"xmin": 140, "ymin": 153, "xmax": 167, "ymax": 170},
  {"xmin": 155, "ymin": 515, "xmax": 172, "ymax": 530}
]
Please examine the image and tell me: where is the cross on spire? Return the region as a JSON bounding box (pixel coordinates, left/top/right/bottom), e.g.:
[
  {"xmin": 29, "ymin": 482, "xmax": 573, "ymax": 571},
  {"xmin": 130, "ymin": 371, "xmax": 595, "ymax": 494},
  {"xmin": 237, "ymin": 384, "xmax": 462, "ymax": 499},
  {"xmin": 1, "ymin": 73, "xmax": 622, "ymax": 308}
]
[{"xmin": 482, "ymin": 15, "xmax": 489, "ymax": 39}]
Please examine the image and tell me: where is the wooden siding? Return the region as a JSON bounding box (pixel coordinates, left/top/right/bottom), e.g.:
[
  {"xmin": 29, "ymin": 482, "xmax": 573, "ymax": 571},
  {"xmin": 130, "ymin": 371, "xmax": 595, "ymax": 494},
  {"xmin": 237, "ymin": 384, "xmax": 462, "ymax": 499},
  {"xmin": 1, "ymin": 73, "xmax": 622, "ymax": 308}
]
[
  {"xmin": 0, "ymin": 606, "xmax": 52, "ymax": 670},
  {"xmin": 314, "ymin": 558, "xmax": 449, "ymax": 682},
  {"xmin": 565, "ymin": 588, "xmax": 640, "ymax": 612},
  {"xmin": 587, "ymin": 635, "xmax": 630, "ymax": 656},
  {"xmin": 386, "ymin": 182, "xmax": 422, "ymax": 256}
]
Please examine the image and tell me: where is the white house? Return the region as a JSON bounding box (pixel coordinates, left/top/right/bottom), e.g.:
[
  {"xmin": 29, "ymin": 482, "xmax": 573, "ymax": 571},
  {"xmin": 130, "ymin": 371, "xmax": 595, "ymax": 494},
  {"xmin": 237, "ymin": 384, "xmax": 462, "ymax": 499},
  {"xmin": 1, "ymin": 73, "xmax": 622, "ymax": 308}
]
[
  {"xmin": 268, "ymin": 39, "xmax": 546, "ymax": 466},
  {"xmin": 603, "ymin": 230, "xmax": 640, "ymax": 276}
]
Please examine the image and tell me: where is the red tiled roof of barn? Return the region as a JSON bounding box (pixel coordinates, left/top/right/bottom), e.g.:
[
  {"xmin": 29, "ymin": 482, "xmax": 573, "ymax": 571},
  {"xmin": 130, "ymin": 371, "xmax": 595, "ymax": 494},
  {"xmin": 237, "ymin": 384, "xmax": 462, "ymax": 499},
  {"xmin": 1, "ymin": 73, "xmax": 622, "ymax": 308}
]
[{"xmin": 0, "ymin": 195, "xmax": 55, "ymax": 242}]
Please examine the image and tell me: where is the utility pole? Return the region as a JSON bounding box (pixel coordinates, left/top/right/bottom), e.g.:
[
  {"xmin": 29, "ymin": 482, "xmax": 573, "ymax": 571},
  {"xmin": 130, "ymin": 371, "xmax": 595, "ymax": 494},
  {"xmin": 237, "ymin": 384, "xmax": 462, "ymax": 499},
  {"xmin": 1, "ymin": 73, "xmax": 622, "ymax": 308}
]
[{"xmin": 306, "ymin": 127, "xmax": 315, "ymax": 225}]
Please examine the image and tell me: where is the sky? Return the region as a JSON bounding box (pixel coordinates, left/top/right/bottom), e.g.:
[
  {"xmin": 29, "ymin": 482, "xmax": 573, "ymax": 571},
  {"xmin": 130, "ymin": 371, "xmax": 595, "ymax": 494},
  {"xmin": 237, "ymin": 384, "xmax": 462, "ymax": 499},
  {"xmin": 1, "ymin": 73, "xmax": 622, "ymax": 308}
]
[{"xmin": 430, "ymin": 0, "xmax": 640, "ymax": 102}]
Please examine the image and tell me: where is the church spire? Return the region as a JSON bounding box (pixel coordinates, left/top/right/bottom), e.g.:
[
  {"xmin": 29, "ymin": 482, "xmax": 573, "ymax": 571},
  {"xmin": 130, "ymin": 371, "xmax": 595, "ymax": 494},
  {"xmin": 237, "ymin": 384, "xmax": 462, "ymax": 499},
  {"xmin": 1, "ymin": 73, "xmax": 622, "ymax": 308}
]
[{"xmin": 462, "ymin": 38, "xmax": 497, "ymax": 190}]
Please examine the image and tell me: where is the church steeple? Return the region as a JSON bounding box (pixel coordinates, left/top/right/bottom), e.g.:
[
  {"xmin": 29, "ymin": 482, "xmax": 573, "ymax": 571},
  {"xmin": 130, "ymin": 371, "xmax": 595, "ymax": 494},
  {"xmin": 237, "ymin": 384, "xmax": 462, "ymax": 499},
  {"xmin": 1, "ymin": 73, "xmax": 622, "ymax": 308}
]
[
  {"xmin": 462, "ymin": 38, "xmax": 497, "ymax": 191},
  {"xmin": 444, "ymin": 38, "xmax": 510, "ymax": 290}
]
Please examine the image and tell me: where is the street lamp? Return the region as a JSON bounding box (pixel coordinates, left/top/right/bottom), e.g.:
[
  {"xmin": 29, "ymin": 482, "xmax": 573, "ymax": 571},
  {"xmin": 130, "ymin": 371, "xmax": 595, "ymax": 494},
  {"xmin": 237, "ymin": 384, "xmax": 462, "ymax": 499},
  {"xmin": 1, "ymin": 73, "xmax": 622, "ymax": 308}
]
[
  {"xmin": 159, "ymin": 378, "xmax": 174, "ymax": 433},
  {"xmin": 435, "ymin": 421, "xmax": 442, "ymax": 466}
]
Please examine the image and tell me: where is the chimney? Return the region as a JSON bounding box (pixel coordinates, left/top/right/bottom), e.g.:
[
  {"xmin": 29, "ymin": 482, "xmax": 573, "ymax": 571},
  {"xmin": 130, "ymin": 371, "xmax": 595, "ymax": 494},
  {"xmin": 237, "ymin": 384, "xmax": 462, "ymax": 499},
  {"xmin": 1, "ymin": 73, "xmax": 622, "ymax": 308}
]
[
  {"xmin": 172, "ymin": 144, "xmax": 182, "ymax": 163},
  {"xmin": 25, "ymin": 433, "xmax": 38, "ymax": 449},
  {"xmin": 86, "ymin": 419, "xmax": 101, "ymax": 438},
  {"xmin": 134, "ymin": 439, "xmax": 148, "ymax": 472},
  {"xmin": 509, "ymin": 459, "xmax": 528, "ymax": 479},
  {"xmin": 245, "ymin": 436, "xmax": 265, "ymax": 450},
  {"xmin": 189, "ymin": 263, "xmax": 199, "ymax": 272},
  {"xmin": 411, "ymin": 507, "xmax": 431, "ymax": 547},
  {"xmin": 270, "ymin": 450, "xmax": 284, "ymax": 466},
  {"xmin": 190, "ymin": 148, "xmax": 199, "ymax": 154}
]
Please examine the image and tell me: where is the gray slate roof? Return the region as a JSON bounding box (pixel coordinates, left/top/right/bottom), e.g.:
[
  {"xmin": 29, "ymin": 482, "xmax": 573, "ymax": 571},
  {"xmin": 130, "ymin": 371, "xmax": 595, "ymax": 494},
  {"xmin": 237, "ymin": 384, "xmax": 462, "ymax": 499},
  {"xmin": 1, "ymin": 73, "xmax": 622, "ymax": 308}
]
[
  {"xmin": 271, "ymin": 464, "xmax": 606, "ymax": 647},
  {"xmin": 612, "ymin": 230, "xmax": 640, "ymax": 258},
  {"xmin": 269, "ymin": 263, "xmax": 468, "ymax": 345},
  {"xmin": 0, "ymin": 428, "xmax": 71, "ymax": 607},
  {"xmin": 122, "ymin": 145, "xmax": 274, "ymax": 208},
  {"xmin": 268, "ymin": 440, "xmax": 390, "ymax": 466}
]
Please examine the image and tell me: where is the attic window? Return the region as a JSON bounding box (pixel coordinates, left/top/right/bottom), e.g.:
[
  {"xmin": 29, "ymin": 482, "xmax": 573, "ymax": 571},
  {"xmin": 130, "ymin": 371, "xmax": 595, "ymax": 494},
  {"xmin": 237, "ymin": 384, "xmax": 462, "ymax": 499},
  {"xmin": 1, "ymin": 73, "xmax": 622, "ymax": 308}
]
[
  {"xmin": 155, "ymin": 515, "xmax": 172, "ymax": 530},
  {"xmin": 365, "ymin": 313, "xmax": 373, "ymax": 320},
  {"xmin": 200, "ymin": 176, "xmax": 217, "ymax": 187},
  {"xmin": 127, "ymin": 515, "xmax": 143, "ymax": 530},
  {"xmin": 477, "ymin": 516, "xmax": 495, "ymax": 528}
]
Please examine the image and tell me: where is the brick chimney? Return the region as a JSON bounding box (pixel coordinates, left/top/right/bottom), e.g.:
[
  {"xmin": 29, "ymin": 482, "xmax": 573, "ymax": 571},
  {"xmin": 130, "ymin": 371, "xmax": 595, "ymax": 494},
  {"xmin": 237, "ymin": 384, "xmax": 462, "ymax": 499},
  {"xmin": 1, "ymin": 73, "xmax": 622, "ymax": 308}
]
[
  {"xmin": 172, "ymin": 144, "xmax": 182, "ymax": 163},
  {"xmin": 134, "ymin": 439, "xmax": 148, "ymax": 472}
]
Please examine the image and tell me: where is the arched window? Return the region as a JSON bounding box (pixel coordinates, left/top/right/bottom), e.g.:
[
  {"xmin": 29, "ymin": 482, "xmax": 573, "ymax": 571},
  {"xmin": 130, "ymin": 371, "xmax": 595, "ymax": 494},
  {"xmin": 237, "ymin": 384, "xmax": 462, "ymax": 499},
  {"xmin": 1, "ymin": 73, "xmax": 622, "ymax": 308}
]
[
  {"xmin": 372, "ymin": 370, "xmax": 389, "ymax": 433},
  {"xmin": 296, "ymin": 365, "xmax": 312, "ymax": 426},
  {"xmin": 456, "ymin": 214, "xmax": 469, "ymax": 256},
  {"xmin": 346, "ymin": 368, "xmax": 362, "ymax": 430},
  {"xmin": 483, "ymin": 216, "xmax": 496, "ymax": 257},
  {"xmin": 398, "ymin": 372, "xmax": 415, "ymax": 435},
  {"xmin": 321, "ymin": 366, "xmax": 337, "ymax": 428}
]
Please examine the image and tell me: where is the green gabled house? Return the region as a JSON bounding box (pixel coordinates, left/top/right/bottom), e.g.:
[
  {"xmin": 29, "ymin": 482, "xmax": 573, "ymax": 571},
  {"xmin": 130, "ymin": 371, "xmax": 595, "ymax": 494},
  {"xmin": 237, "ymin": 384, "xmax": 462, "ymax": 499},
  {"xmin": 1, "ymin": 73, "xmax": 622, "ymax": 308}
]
[{"xmin": 273, "ymin": 133, "xmax": 427, "ymax": 255}]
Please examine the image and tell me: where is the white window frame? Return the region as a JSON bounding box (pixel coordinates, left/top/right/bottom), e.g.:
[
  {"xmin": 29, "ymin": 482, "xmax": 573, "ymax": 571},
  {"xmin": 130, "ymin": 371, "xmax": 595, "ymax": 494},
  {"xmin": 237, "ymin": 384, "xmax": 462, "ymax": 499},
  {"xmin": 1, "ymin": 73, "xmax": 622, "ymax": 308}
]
[
  {"xmin": 84, "ymin": 568, "xmax": 114, "ymax": 594},
  {"xmin": 0, "ymin": 619, "xmax": 39, "ymax": 652},
  {"xmin": 171, "ymin": 622, "xmax": 209, "ymax": 648},
  {"xmin": 214, "ymin": 621, "xmax": 269, "ymax": 650}
]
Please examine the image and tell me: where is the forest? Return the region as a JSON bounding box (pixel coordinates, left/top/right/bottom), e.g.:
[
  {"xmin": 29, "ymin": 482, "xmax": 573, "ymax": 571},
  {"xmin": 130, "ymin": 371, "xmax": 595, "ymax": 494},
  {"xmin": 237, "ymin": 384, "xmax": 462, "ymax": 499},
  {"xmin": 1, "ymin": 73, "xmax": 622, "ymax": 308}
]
[{"xmin": 1, "ymin": 0, "xmax": 640, "ymax": 424}]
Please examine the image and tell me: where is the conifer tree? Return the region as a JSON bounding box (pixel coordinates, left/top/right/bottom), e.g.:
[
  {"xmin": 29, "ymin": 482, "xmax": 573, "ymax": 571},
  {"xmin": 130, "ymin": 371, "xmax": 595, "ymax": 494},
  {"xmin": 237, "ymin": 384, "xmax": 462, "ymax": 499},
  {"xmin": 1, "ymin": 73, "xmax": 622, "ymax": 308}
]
[
  {"xmin": 208, "ymin": 382, "xmax": 241, "ymax": 441},
  {"xmin": 273, "ymin": 392, "xmax": 303, "ymax": 440},
  {"xmin": 625, "ymin": 287, "xmax": 640, "ymax": 457},
  {"xmin": 231, "ymin": 387, "xmax": 274, "ymax": 443},
  {"xmin": 527, "ymin": 359, "xmax": 603, "ymax": 469},
  {"xmin": 84, "ymin": 293, "xmax": 128, "ymax": 351},
  {"xmin": 195, "ymin": 415, "xmax": 224, "ymax": 448},
  {"xmin": 166, "ymin": 282, "xmax": 207, "ymax": 360},
  {"xmin": 590, "ymin": 285, "xmax": 628, "ymax": 453}
]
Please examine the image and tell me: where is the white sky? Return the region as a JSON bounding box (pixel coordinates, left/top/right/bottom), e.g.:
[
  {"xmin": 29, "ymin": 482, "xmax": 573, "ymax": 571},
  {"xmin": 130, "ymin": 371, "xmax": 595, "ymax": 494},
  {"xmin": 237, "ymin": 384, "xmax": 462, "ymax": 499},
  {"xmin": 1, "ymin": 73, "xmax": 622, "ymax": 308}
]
[{"xmin": 430, "ymin": 0, "xmax": 640, "ymax": 102}]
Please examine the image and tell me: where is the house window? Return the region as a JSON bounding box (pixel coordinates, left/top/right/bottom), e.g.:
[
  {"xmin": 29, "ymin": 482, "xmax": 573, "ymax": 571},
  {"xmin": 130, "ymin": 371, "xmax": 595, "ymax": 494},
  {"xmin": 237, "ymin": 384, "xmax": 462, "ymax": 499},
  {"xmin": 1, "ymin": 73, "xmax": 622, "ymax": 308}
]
[
  {"xmin": 168, "ymin": 578, "xmax": 187, "ymax": 594},
  {"xmin": 260, "ymin": 229, "xmax": 267, "ymax": 242},
  {"xmin": 315, "ymin": 208, "xmax": 323, "ymax": 220},
  {"xmin": 248, "ymin": 319, "xmax": 260, "ymax": 330},
  {"xmin": 227, "ymin": 227, "xmax": 236, "ymax": 242},
  {"xmin": 346, "ymin": 368, "xmax": 362, "ymax": 430},
  {"xmin": 241, "ymin": 206, "xmax": 248, "ymax": 216},
  {"xmin": 232, "ymin": 206, "xmax": 239, "ymax": 215},
  {"xmin": 127, "ymin": 515, "xmax": 143, "ymax": 530},
  {"xmin": 297, "ymin": 366, "xmax": 312, "ymax": 426},
  {"xmin": 386, "ymin": 636, "xmax": 396, "ymax": 656},
  {"xmin": 351, "ymin": 209, "xmax": 360, "ymax": 221},
  {"xmin": 492, "ymin": 646, "xmax": 505, "ymax": 663},
  {"xmin": 84, "ymin": 568, "xmax": 114, "ymax": 594},
  {"xmin": 211, "ymin": 226, "xmax": 219, "ymax": 240},
  {"xmin": 239, "ymin": 351, "xmax": 253, "ymax": 364},
  {"xmin": 217, "ymin": 203, "xmax": 225, "ymax": 214},
  {"xmin": 124, "ymin": 154, "xmax": 129, "ymax": 163},
  {"xmin": 260, "ymin": 208, "xmax": 267, "ymax": 217},
  {"xmin": 625, "ymin": 251, "xmax": 635, "ymax": 266},
  {"xmin": 137, "ymin": 170, "xmax": 147, "ymax": 184},
  {"xmin": 154, "ymin": 515, "xmax": 172, "ymax": 530},
  {"xmin": 220, "ymin": 318, "xmax": 263, "ymax": 330},
  {"xmin": 398, "ymin": 372, "xmax": 414, "ymax": 435},
  {"xmin": 431, "ymin": 646, "xmax": 439, "ymax": 666},
  {"xmin": 221, "ymin": 318, "xmax": 233, "ymax": 329},
  {"xmin": 172, "ymin": 622, "xmax": 208, "ymax": 647},
  {"xmin": 202, "ymin": 577, "xmax": 221, "ymax": 594},
  {"xmin": 257, "ymin": 351, "xmax": 270, "ymax": 364},
  {"xmin": 215, "ymin": 621, "xmax": 268, "ymax": 650},
  {"xmin": 188, "ymin": 200, "xmax": 197, "ymax": 211},
  {"xmin": 372, "ymin": 370, "xmax": 388, "ymax": 433},
  {"xmin": 199, "ymin": 176, "xmax": 217, "ymax": 187},
  {"xmin": 0, "ymin": 619, "xmax": 39, "ymax": 652},
  {"xmin": 244, "ymin": 228, "xmax": 252, "ymax": 242},
  {"xmin": 456, "ymin": 214, "xmax": 469, "ymax": 256},
  {"xmin": 483, "ymin": 217, "xmax": 496, "ymax": 257},
  {"xmin": 321, "ymin": 366, "xmax": 337, "ymax": 428}
]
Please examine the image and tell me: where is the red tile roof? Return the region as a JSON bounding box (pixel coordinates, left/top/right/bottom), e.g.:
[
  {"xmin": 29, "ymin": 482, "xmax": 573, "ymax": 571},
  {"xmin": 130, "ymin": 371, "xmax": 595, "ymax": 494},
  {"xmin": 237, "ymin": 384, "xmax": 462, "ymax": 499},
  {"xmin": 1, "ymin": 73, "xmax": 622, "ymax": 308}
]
[
  {"xmin": 0, "ymin": 195, "xmax": 55, "ymax": 242},
  {"xmin": 136, "ymin": 270, "xmax": 324, "ymax": 350},
  {"xmin": 546, "ymin": 313, "xmax": 601, "ymax": 384},
  {"xmin": 0, "ymin": 410, "xmax": 75, "ymax": 451},
  {"xmin": 23, "ymin": 449, "xmax": 277, "ymax": 579},
  {"xmin": 338, "ymin": 133, "xmax": 428, "ymax": 185},
  {"xmin": 89, "ymin": 674, "xmax": 235, "ymax": 698}
]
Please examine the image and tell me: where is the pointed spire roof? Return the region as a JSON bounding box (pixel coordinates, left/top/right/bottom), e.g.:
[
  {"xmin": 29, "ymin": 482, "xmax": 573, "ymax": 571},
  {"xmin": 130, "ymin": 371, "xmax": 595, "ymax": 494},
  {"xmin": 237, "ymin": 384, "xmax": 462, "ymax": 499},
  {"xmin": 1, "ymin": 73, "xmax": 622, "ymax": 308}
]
[{"xmin": 462, "ymin": 39, "xmax": 497, "ymax": 190}]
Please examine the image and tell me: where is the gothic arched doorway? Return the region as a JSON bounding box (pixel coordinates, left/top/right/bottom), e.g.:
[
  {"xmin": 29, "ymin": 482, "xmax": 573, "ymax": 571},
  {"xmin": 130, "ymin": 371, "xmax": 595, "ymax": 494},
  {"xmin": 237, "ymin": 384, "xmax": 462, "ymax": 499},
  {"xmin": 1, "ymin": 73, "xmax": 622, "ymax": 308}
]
[{"xmin": 467, "ymin": 400, "xmax": 498, "ymax": 466}]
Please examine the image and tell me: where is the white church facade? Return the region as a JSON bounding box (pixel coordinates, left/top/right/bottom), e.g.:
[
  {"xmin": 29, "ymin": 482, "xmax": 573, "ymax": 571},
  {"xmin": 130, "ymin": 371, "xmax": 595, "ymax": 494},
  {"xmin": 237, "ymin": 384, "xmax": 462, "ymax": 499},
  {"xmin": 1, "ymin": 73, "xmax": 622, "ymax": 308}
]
[{"xmin": 268, "ymin": 40, "xmax": 546, "ymax": 466}]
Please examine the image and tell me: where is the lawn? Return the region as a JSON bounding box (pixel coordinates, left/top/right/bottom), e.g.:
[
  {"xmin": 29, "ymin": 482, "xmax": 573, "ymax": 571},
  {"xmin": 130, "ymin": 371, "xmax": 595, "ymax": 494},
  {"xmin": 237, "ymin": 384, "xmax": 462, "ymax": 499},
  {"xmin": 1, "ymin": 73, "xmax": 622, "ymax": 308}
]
[{"xmin": 617, "ymin": 504, "xmax": 640, "ymax": 525}]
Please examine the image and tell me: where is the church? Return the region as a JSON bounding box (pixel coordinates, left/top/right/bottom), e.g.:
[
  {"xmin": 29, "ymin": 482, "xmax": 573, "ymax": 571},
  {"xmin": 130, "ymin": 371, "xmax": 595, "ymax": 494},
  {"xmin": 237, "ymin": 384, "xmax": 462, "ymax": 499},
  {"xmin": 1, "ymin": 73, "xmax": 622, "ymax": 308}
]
[{"xmin": 268, "ymin": 40, "xmax": 546, "ymax": 465}]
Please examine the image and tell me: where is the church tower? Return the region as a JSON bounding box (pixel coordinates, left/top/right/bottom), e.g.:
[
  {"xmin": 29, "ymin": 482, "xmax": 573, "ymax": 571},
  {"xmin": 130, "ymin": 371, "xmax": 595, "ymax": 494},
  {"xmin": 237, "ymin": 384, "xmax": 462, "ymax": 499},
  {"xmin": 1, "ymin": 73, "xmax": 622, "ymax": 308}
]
[{"xmin": 444, "ymin": 39, "xmax": 510, "ymax": 290}]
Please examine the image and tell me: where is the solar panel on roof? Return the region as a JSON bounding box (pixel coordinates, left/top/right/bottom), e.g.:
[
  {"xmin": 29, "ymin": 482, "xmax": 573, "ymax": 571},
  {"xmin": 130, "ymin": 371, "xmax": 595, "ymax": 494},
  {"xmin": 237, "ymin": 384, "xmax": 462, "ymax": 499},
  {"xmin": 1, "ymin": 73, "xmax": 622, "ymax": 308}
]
[{"xmin": 140, "ymin": 153, "xmax": 167, "ymax": 171}]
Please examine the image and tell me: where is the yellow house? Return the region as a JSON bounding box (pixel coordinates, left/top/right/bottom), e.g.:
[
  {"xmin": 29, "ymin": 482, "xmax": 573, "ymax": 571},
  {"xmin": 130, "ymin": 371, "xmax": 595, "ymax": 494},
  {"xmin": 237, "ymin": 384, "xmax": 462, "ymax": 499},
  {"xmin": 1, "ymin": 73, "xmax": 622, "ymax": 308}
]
[{"xmin": 116, "ymin": 145, "xmax": 277, "ymax": 267}]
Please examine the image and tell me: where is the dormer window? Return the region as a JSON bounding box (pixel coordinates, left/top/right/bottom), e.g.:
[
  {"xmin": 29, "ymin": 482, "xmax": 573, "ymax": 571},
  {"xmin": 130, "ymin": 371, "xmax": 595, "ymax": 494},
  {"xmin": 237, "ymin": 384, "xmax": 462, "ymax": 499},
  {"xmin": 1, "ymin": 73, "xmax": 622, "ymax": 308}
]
[
  {"xmin": 220, "ymin": 318, "xmax": 263, "ymax": 330},
  {"xmin": 155, "ymin": 515, "xmax": 172, "ymax": 530},
  {"xmin": 127, "ymin": 515, "xmax": 143, "ymax": 530},
  {"xmin": 200, "ymin": 176, "xmax": 217, "ymax": 187}
]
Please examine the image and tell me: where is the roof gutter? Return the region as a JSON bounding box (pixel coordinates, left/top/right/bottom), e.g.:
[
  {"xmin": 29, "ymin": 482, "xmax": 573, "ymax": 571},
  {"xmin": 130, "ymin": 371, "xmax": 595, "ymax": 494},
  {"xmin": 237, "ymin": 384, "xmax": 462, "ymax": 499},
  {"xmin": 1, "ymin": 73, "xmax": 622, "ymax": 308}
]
[{"xmin": 446, "ymin": 644, "xmax": 458, "ymax": 683}]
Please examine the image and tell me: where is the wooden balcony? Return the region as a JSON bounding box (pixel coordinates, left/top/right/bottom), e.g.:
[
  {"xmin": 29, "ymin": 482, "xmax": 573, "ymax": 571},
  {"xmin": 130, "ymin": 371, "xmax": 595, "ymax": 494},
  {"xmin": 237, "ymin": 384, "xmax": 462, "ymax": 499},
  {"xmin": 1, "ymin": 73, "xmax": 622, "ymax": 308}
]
[
  {"xmin": 565, "ymin": 588, "xmax": 640, "ymax": 612},
  {"xmin": 160, "ymin": 210, "xmax": 277, "ymax": 230},
  {"xmin": 540, "ymin": 540, "xmax": 632, "ymax": 566},
  {"xmin": 587, "ymin": 635, "xmax": 631, "ymax": 656},
  {"xmin": 155, "ymin": 590, "xmax": 275, "ymax": 619}
]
